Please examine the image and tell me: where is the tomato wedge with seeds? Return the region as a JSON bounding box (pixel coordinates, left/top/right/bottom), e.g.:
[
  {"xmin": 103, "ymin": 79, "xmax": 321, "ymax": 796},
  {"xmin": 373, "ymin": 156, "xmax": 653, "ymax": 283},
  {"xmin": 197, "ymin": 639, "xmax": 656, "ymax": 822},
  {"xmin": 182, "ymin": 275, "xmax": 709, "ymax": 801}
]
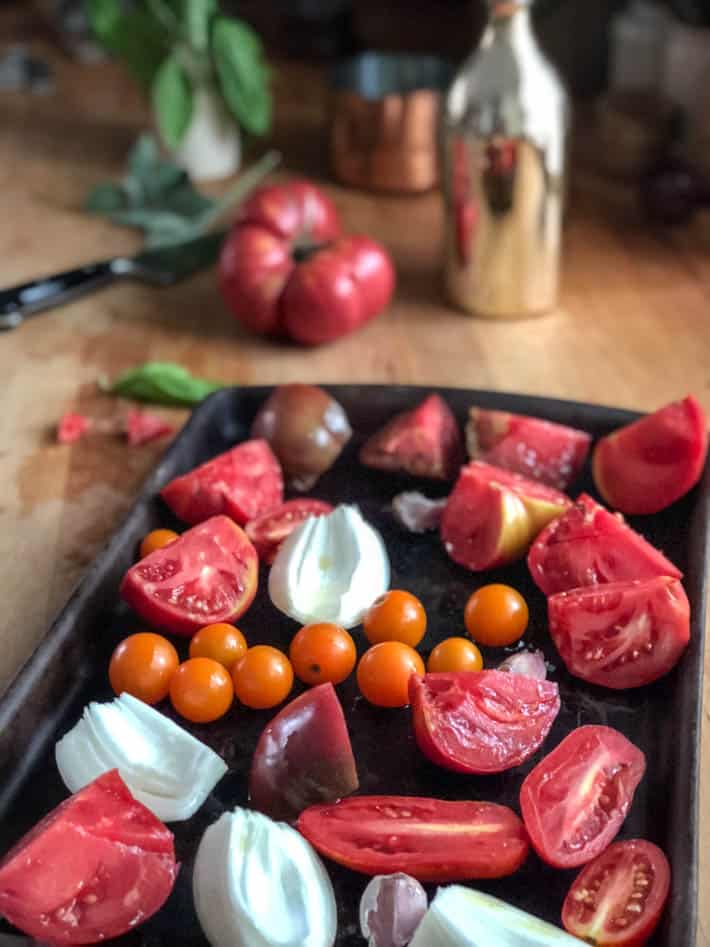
[
  {"xmin": 297, "ymin": 796, "xmax": 529, "ymax": 882},
  {"xmin": 562, "ymin": 839, "xmax": 671, "ymax": 946},
  {"xmin": 120, "ymin": 515, "xmax": 258, "ymax": 636},
  {"xmin": 519, "ymin": 726, "xmax": 646, "ymax": 869},
  {"xmin": 245, "ymin": 498, "xmax": 333, "ymax": 563},
  {"xmin": 593, "ymin": 395, "xmax": 708, "ymax": 515},
  {"xmin": 161, "ymin": 438, "xmax": 283, "ymax": 526},
  {"xmin": 548, "ymin": 577, "xmax": 690, "ymax": 690},
  {"xmin": 409, "ymin": 670, "xmax": 560, "ymax": 774},
  {"xmin": 528, "ymin": 493, "xmax": 681, "ymax": 597}
]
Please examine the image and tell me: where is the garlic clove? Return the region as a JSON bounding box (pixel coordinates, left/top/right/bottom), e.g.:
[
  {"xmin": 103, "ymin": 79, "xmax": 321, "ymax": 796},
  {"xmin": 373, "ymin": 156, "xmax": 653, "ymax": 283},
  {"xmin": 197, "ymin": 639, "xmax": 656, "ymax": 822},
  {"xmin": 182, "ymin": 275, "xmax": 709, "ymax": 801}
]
[{"xmin": 360, "ymin": 873, "xmax": 428, "ymax": 947}]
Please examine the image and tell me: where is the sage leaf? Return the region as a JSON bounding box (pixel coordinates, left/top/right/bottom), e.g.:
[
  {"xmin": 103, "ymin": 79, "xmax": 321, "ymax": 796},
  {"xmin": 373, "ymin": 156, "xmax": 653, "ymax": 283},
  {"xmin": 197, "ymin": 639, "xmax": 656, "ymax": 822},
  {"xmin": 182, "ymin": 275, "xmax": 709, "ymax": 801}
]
[
  {"xmin": 152, "ymin": 53, "xmax": 193, "ymax": 149},
  {"xmin": 102, "ymin": 361, "xmax": 225, "ymax": 406},
  {"xmin": 212, "ymin": 16, "xmax": 271, "ymax": 136}
]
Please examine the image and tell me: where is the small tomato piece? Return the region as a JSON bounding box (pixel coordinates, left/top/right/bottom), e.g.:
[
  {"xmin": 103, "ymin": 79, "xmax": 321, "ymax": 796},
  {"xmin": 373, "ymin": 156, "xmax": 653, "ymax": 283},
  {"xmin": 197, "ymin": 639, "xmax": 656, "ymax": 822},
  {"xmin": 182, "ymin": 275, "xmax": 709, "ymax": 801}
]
[
  {"xmin": 357, "ymin": 642, "xmax": 425, "ymax": 708},
  {"xmin": 189, "ymin": 623, "xmax": 248, "ymax": 671},
  {"xmin": 232, "ymin": 645, "xmax": 294, "ymax": 709},
  {"xmin": 125, "ymin": 409, "xmax": 174, "ymax": 446},
  {"xmin": 169, "ymin": 657, "xmax": 234, "ymax": 723},
  {"xmin": 246, "ymin": 498, "xmax": 333, "ymax": 563},
  {"xmin": 108, "ymin": 633, "xmax": 179, "ymax": 705},
  {"xmin": 57, "ymin": 412, "xmax": 91, "ymax": 444},
  {"xmin": 363, "ymin": 590, "xmax": 427, "ymax": 648},
  {"xmin": 289, "ymin": 623, "xmax": 357, "ymax": 686},
  {"xmin": 139, "ymin": 528, "xmax": 179, "ymax": 559},
  {"xmin": 427, "ymin": 637, "xmax": 483, "ymax": 673},
  {"xmin": 464, "ymin": 584, "xmax": 529, "ymax": 647}
]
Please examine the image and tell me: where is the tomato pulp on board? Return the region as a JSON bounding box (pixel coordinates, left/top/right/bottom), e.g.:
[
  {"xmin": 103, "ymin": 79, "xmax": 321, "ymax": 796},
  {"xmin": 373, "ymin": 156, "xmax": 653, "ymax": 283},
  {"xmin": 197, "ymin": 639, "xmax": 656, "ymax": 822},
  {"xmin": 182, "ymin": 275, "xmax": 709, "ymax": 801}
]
[
  {"xmin": 409, "ymin": 670, "xmax": 560, "ymax": 774},
  {"xmin": 245, "ymin": 498, "xmax": 333, "ymax": 563},
  {"xmin": 466, "ymin": 407, "xmax": 591, "ymax": 491},
  {"xmin": 527, "ymin": 493, "xmax": 682, "ymax": 596},
  {"xmin": 593, "ymin": 395, "xmax": 708, "ymax": 515},
  {"xmin": 562, "ymin": 839, "xmax": 671, "ymax": 946},
  {"xmin": 297, "ymin": 796, "xmax": 529, "ymax": 881},
  {"xmin": 519, "ymin": 725, "xmax": 646, "ymax": 869},
  {"xmin": 441, "ymin": 462, "xmax": 571, "ymax": 571},
  {"xmin": 161, "ymin": 439, "xmax": 283, "ymax": 526},
  {"xmin": 0, "ymin": 770, "xmax": 177, "ymax": 945},
  {"xmin": 359, "ymin": 394, "xmax": 464, "ymax": 481},
  {"xmin": 548, "ymin": 576, "xmax": 690, "ymax": 690},
  {"xmin": 249, "ymin": 683, "xmax": 359, "ymax": 823},
  {"xmin": 120, "ymin": 515, "xmax": 258, "ymax": 636}
]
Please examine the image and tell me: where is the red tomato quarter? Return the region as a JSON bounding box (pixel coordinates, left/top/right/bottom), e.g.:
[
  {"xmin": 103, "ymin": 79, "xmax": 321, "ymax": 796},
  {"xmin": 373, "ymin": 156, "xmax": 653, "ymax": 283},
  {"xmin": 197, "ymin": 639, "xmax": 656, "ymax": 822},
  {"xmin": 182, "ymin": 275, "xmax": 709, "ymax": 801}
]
[
  {"xmin": 160, "ymin": 439, "xmax": 283, "ymax": 526},
  {"xmin": 245, "ymin": 498, "xmax": 333, "ymax": 563},
  {"xmin": 548, "ymin": 577, "xmax": 690, "ymax": 690},
  {"xmin": 519, "ymin": 725, "xmax": 646, "ymax": 869},
  {"xmin": 441, "ymin": 462, "xmax": 570, "ymax": 572},
  {"xmin": 359, "ymin": 394, "xmax": 464, "ymax": 480},
  {"xmin": 562, "ymin": 839, "xmax": 671, "ymax": 946},
  {"xmin": 0, "ymin": 770, "xmax": 177, "ymax": 944},
  {"xmin": 297, "ymin": 796, "xmax": 529, "ymax": 882},
  {"xmin": 528, "ymin": 493, "xmax": 682, "ymax": 596},
  {"xmin": 120, "ymin": 515, "xmax": 258, "ymax": 636},
  {"xmin": 409, "ymin": 670, "xmax": 560, "ymax": 774},
  {"xmin": 593, "ymin": 395, "xmax": 708, "ymax": 515},
  {"xmin": 467, "ymin": 407, "xmax": 591, "ymax": 491}
]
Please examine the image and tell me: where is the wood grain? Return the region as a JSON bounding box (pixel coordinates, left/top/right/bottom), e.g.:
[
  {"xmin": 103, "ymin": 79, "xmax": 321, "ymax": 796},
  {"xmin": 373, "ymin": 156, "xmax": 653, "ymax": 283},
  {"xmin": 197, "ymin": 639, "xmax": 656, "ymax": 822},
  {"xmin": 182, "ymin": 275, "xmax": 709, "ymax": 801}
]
[{"xmin": 0, "ymin": 39, "xmax": 708, "ymax": 946}]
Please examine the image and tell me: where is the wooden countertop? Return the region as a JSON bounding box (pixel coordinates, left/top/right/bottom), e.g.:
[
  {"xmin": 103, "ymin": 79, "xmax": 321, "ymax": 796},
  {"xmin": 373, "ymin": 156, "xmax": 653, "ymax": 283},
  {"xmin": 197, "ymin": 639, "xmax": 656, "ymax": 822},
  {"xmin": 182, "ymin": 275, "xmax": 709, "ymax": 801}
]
[{"xmin": 1, "ymin": 41, "xmax": 709, "ymax": 946}]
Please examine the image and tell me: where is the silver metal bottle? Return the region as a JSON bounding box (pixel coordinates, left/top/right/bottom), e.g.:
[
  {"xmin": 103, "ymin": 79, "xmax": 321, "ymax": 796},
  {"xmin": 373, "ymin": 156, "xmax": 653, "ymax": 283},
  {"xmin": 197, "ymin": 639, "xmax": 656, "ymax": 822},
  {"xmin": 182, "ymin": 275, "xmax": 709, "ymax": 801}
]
[{"xmin": 441, "ymin": 0, "xmax": 570, "ymax": 319}]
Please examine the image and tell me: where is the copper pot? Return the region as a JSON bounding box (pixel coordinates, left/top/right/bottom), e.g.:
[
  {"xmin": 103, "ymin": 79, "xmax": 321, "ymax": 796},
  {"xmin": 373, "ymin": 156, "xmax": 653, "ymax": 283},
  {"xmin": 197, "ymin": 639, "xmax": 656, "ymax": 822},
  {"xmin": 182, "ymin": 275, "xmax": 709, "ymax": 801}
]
[{"xmin": 329, "ymin": 53, "xmax": 453, "ymax": 193}]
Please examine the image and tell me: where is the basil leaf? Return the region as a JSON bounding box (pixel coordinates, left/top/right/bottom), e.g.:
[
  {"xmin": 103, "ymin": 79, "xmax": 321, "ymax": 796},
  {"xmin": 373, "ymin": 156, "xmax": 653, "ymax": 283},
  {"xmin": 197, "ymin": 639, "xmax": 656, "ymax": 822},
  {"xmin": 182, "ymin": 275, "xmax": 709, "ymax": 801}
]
[
  {"xmin": 102, "ymin": 361, "xmax": 225, "ymax": 406},
  {"xmin": 86, "ymin": 2, "xmax": 166, "ymax": 89},
  {"xmin": 183, "ymin": 0, "xmax": 217, "ymax": 52},
  {"xmin": 212, "ymin": 16, "xmax": 271, "ymax": 136},
  {"xmin": 152, "ymin": 53, "xmax": 193, "ymax": 149}
]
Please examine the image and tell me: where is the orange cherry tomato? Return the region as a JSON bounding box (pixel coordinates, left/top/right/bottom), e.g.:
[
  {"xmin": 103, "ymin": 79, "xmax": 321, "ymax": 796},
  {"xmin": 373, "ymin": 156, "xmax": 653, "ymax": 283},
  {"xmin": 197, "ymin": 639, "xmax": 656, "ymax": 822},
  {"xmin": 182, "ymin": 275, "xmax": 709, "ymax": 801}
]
[
  {"xmin": 169, "ymin": 657, "xmax": 234, "ymax": 723},
  {"xmin": 109, "ymin": 632, "xmax": 179, "ymax": 705},
  {"xmin": 356, "ymin": 641, "xmax": 425, "ymax": 708},
  {"xmin": 464, "ymin": 583, "xmax": 529, "ymax": 647},
  {"xmin": 232, "ymin": 645, "xmax": 294, "ymax": 710},
  {"xmin": 427, "ymin": 637, "xmax": 483, "ymax": 673},
  {"xmin": 139, "ymin": 528, "xmax": 179, "ymax": 559},
  {"xmin": 289, "ymin": 623, "xmax": 357, "ymax": 686},
  {"xmin": 189, "ymin": 623, "xmax": 247, "ymax": 670},
  {"xmin": 363, "ymin": 590, "xmax": 427, "ymax": 648}
]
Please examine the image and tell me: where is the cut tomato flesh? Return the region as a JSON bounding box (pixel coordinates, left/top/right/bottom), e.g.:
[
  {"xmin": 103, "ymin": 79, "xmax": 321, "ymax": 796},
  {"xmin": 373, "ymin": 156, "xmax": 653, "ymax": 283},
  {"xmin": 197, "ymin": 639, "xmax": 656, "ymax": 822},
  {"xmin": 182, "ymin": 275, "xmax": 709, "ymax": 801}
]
[{"xmin": 245, "ymin": 498, "xmax": 333, "ymax": 563}]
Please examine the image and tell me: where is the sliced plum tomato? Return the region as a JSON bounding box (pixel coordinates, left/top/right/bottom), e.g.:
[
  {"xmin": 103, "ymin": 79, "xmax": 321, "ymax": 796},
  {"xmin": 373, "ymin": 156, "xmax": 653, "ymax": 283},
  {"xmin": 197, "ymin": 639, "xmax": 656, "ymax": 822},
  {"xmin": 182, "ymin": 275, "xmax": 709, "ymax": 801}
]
[
  {"xmin": 0, "ymin": 770, "xmax": 177, "ymax": 945},
  {"xmin": 357, "ymin": 642, "xmax": 425, "ymax": 708},
  {"xmin": 297, "ymin": 796, "xmax": 529, "ymax": 882},
  {"xmin": 249, "ymin": 682, "xmax": 359, "ymax": 822},
  {"xmin": 441, "ymin": 462, "xmax": 570, "ymax": 572},
  {"xmin": 120, "ymin": 515, "xmax": 258, "ymax": 636},
  {"xmin": 548, "ymin": 577, "xmax": 690, "ymax": 690},
  {"xmin": 519, "ymin": 725, "xmax": 646, "ymax": 870},
  {"xmin": 562, "ymin": 839, "xmax": 671, "ymax": 946},
  {"xmin": 527, "ymin": 493, "xmax": 682, "ymax": 597},
  {"xmin": 289, "ymin": 623, "xmax": 357, "ymax": 686},
  {"xmin": 160, "ymin": 438, "xmax": 283, "ymax": 526},
  {"xmin": 359, "ymin": 394, "xmax": 464, "ymax": 481},
  {"xmin": 232, "ymin": 645, "xmax": 294, "ymax": 709},
  {"xmin": 427, "ymin": 637, "xmax": 483, "ymax": 673},
  {"xmin": 245, "ymin": 498, "xmax": 333, "ymax": 564},
  {"xmin": 464, "ymin": 583, "xmax": 529, "ymax": 647},
  {"xmin": 169, "ymin": 657, "xmax": 234, "ymax": 724},
  {"xmin": 189, "ymin": 623, "xmax": 247, "ymax": 670},
  {"xmin": 108, "ymin": 632, "xmax": 179, "ymax": 705},
  {"xmin": 593, "ymin": 395, "xmax": 708, "ymax": 515},
  {"xmin": 139, "ymin": 528, "xmax": 179, "ymax": 558},
  {"xmin": 363, "ymin": 589, "xmax": 427, "ymax": 648},
  {"xmin": 466, "ymin": 407, "xmax": 592, "ymax": 491},
  {"xmin": 409, "ymin": 670, "xmax": 560, "ymax": 774}
]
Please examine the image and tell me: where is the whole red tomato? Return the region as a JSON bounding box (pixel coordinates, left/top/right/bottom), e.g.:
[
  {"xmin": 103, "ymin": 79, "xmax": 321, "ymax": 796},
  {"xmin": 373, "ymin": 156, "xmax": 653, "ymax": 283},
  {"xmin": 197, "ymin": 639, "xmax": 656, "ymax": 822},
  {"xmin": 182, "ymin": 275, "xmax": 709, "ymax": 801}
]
[{"xmin": 219, "ymin": 180, "xmax": 395, "ymax": 345}]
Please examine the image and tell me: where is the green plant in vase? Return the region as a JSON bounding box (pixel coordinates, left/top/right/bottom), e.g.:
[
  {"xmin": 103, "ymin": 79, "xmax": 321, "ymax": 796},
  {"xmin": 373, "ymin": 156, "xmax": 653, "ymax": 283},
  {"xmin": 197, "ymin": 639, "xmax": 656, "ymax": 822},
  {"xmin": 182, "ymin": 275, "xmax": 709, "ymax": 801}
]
[{"xmin": 85, "ymin": 0, "xmax": 271, "ymax": 180}]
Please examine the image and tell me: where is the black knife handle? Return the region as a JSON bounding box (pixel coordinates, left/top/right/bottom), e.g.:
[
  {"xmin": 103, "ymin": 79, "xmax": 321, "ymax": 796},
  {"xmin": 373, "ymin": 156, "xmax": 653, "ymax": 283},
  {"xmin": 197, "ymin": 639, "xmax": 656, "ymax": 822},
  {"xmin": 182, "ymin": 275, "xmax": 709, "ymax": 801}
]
[{"xmin": 0, "ymin": 259, "xmax": 129, "ymax": 330}]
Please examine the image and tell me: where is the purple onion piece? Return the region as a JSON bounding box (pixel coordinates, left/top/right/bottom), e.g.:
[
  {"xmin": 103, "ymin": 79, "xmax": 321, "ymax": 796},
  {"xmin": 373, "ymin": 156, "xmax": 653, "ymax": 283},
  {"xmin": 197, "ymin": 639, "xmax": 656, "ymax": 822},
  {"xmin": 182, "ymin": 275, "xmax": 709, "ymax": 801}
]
[
  {"xmin": 497, "ymin": 649, "xmax": 548, "ymax": 680},
  {"xmin": 359, "ymin": 873, "xmax": 428, "ymax": 947},
  {"xmin": 392, "ymin": 492, "xmax": 447, "ymax": 534}
]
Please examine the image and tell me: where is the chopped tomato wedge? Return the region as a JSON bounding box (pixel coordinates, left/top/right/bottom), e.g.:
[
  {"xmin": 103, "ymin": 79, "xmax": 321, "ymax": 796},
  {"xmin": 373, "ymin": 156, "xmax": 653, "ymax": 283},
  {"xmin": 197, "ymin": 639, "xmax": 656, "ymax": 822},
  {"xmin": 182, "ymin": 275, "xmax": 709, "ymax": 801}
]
[
  {"xmin": 519, "ymin": 725, "xmax": 646, "ymax": 869},
  {"xmin": 120, "ymin": 515, "xmax": 258, "ymax": 636},
  {"xmin": 593, "ymin": 395, "xmax": 708, "ymax": 515},
  {"xmin": 297, "ymin": 796, "xmax": 529, "ymax": 881},
  {"xmin": 359, "ymin": 394, "xmax": 464, "ymax": 480},
  {"xmin": 548, "ymin": 576, "xmax": 690, "ymax": 689},
  {"xmin": 245, "ymin": 498, "xmax": 333, "ymax": 563},
  {"xmin": 562, "ymin": 839, "xmax": 671, "ymax": 946},
  {"xmin": 125, "ymin": 409, "xmax": 175, "ymax": 446},
  {"xmin": 161, "ymin": 438, "xmax": 283, "ymax": 526},
  {"xmin": 527, "ymin": 493, "xmax": 682, "ymax": 596},
  {"xmin": 0, "ymin": 770, "xmax": 177, "ymax": 944},
  {"xmin": 467, "ymin": 407, "xmax": 591, "ymax": 491},
  {"xmin": 57, "ymin": 412, "xmax": 91, "ymax": 444},
  {"xmin": 409, "ymin": 670, "xmax": 560, "ymax": 774}
]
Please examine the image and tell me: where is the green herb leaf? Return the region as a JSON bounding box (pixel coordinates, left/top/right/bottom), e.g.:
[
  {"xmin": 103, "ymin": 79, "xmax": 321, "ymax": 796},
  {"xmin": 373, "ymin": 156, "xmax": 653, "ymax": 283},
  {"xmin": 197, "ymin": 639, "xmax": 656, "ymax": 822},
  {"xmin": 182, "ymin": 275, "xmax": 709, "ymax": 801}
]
[
  {"xmin": 152, "ymin": 53, "xmax": 194, "ymax": 149},
  {"xmin": 84, "ymin": 181, "xmax": 126, "ymax": 214},
  {"xmin": 212, "ymin": 16, "xmax": 272, "ymax": 136},
  {"xmin": 183, "ymin": 0, "xmax": 217, "ymax": 52},
  {"xmin": 102, "ymin": 361, "xmax": 225, "ymax": 406},
  {"xmin": 85, "ymin": 1, "xmax": 166, "ymax": 89}
]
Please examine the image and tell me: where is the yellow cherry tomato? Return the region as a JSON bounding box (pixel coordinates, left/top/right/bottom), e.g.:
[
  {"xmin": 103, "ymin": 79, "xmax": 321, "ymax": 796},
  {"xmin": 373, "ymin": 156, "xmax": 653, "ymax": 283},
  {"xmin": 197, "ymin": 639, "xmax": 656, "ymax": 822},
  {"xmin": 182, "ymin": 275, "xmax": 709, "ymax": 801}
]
[
  {"xmin": 232, "ymin": 645, "xmax": 294, "ymax": 710},
  {"xmin": 289, "ymin": 623, "xmax": 357, "ymax": 686},
  {"xmin": 169, "ymin": 657, "xmax": 234, "ymax": 723},
  {"xmin": 356, "ymin": 641, "xmax": 425, "ymax": 708},
  {"xmin": 139, "ymin": 528, "xmax": 179, "ymax": 558},
  {"xmin": 109, "ymin": 632, "xmax": 178, "ymax": 705},
  {"xmin": 427, "ymin": 637, "xmax": 483, "ymax": 673},
  {"xmin": 189, "ymin": 623, "xmax": 247, "ymax": 670},
  {"xmin": 363, "ymin": 590, "xmax": 427, "ymax": 648},
  {"xmin": 464, "ymin": 584, "xmax": 529, "ymax": 647}
]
